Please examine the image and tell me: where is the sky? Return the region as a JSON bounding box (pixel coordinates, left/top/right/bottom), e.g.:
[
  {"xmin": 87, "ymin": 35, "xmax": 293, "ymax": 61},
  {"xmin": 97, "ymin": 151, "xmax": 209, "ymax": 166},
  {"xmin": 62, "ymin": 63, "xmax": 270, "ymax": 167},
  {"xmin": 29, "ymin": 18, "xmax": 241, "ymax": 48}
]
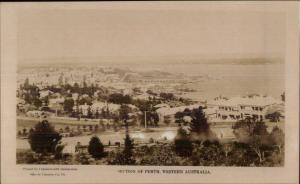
[{"xmin": 17, "ymin": 2, "xmax": 287, "ymax": 66}]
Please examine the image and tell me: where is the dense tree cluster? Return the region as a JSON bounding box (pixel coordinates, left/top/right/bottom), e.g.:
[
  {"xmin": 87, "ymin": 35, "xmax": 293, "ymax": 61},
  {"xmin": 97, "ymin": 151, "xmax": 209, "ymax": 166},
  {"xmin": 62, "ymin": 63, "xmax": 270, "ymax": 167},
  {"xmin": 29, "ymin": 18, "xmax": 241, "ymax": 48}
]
[
  {"xmin": 28, "ymin": 120, "xmax": 62, "ymax": 153},
  {"xmin": 232, "ymin": 117, "xmax": 284, "ymax": 163},
  {"xmin": 108, "ymin": 93, "xmax": 132, "ymax": 104}
]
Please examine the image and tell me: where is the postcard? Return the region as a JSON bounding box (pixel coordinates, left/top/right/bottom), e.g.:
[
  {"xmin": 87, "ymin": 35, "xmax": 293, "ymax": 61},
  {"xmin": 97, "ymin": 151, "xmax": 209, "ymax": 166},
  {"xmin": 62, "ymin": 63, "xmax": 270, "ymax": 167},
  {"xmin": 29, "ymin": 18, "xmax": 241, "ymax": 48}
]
[{"xmin": 1, "ymin": 2, "xmax": 299, "ymax": 184}]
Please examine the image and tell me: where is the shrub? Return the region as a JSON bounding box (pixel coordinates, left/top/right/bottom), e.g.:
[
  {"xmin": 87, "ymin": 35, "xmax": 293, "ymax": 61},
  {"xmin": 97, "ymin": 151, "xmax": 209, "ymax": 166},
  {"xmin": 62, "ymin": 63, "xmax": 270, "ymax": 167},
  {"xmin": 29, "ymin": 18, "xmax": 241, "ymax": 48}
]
[
  {"xmin": 137, "ymin": 145, "xmax": 190, "ymax": 166},
  {"xmin": 190, "ymin": 141, "xmax": 225, "ymax": 166}
]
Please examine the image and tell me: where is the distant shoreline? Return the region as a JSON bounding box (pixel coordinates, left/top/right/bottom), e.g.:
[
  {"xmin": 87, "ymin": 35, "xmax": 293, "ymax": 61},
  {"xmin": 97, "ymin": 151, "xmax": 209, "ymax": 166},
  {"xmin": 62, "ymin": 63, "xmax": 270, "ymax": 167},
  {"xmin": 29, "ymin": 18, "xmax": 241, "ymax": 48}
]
[{"xmin": 18, "ymin": 57, "xmax": 283, "ymax": 69}]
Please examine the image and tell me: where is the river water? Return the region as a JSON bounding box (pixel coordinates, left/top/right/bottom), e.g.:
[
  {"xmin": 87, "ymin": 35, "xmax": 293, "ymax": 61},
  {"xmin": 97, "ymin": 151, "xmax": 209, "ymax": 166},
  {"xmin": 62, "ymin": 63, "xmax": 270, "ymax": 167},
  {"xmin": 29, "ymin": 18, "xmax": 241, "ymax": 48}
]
[{"xmin": 129, "ymin": 63, "xmax": 284, "ymax": 101}]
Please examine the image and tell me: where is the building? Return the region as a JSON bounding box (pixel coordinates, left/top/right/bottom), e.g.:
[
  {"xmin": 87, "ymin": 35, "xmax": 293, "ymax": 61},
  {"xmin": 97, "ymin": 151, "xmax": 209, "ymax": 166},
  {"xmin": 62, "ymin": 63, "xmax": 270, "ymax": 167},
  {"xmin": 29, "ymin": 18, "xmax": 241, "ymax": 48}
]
[
  {"xmin": 156, "ymin": 104, "xmax": 204, "ymax": 123},
  {"xmin": 207, "ymin": 95, "xmax": 284, "ymax": 122}
]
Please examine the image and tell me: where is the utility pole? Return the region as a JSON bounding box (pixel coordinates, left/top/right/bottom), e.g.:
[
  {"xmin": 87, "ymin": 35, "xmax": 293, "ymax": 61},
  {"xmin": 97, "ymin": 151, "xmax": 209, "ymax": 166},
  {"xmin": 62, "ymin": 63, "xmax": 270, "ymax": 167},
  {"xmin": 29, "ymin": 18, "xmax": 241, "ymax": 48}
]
[{"xmin": 144, "ymin": 111, "xmax": 147, "ymax": 129}]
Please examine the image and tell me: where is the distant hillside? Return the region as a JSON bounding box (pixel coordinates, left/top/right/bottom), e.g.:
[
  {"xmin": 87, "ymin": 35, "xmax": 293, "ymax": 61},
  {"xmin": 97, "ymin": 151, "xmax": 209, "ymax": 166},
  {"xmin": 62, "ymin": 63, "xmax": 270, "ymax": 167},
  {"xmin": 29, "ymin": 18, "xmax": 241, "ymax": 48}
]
[
  {"xmin": 167, "ymin": 58, "xmax": 283, "ymax": 65},
  {"xmin": 18, "ymin": 57, "xmax": 283, "ymax": 69}
]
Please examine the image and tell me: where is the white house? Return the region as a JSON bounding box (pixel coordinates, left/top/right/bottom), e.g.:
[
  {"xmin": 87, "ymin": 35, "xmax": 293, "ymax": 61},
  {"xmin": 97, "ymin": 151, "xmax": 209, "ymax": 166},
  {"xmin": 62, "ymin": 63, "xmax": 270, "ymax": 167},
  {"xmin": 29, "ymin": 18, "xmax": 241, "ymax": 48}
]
[
  {"xmin": 39, "ymin": 89, "xmax": 53, "ymax": 99},
  {"xmin": 90, "ymin": 101, "xmax": 120, "ymax": 114},
  {"xmin": 207, "ymin": 95, "xmax": 283, "ymax": 122}
]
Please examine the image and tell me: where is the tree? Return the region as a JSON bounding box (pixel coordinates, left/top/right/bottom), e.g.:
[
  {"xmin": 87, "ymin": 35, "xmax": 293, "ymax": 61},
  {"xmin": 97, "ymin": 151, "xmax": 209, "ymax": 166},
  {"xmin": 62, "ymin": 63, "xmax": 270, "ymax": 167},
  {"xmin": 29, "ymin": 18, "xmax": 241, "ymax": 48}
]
[
  {"xmin": 78, "ymin": 96, "xmax": 92, "ymax": 106},
  {"xmin": 115, "ymin": 123, "xmax": 136, "ymax": 165},
  {"xmin": 151, "ymin": 112, "xmax": 159, "ymax": 127},
  {"xmin": 94, "ymin": 125, "xmax": 99, "ymax": 132},
  {"xmin": 119, "ymin": 104, "xmax": 131, "ymax": 126},
  {"xmin": 110, "ymin": 121, "xmax": 136, "ymax": 165},
  {"xmin": 73, "ymin": 83, "xmax": 80, "ymax": 93},
  {"xmin": 233, "ymin": 119, "xmax": 271, "ymax": 163},
  {"xmin": 24, "ymin": 78, "xmax": 30, "ymax": 89},
  {"xmin": 123, "ymin": 132, "xmax": 135, "ymax": 163},
  {"xmin": 159, "ymin": 92, "xmax": 175, "ymax": 101},
  {"xmin": 58, "ymin": 73, "xmax": 64, "ymax": 86},
  {"xmin": 28, "ymin": 120, "xmax": 62, "ymax": 153},
  {"xmin": 108, "ymin": 93, "xmax": 132, "ymax": 104},
  {"xmin": 174, "ymin": 126, "xmax": 193, "ymax": 157},
  {"xmin": 22, "ymin": 128, "xmax": 28, "ymax": 136},
  {"xmin": 265, "ymin": 112, "xmax": 281, "ymax": 122},
  {"xmin": 269, "ymin": 126, "xmax": 284, "ymax": 154},
  {"xmin": 133, "ymin": 99, "xmax": 153, "ymax": 112},
  {"xmin": 88, "ymin": 136, "xmax": 104, "ymax": 159},
  {"xmin": 174, "ymin": 108, "xmax": 192, "ymax": 125},
  {"xmin": 87, "ymin": 106, "xmax": 93, "ymax": 119},
  {"xmin": 33, "ymin": 98, "xmax": 42, "ymax": 108},
  {"xmin": 281, "ymin": 92, "xmax": 285, "ymax": 102},
  {"xmin": 190, "ymin": 141, "xmax": 225, "ymax": 166},
  {"xmin": 175, "ymin": 111, "xmax": 185, "ymax": 124},
  {"xmin": 63, "ymin": 98, "xmax": 74, "ymax": 113},
  {"xmin": 95, "ymin": 109, "xmax": 100, "ymax": 119},
  {"xmin": 189, "ymin": 107, "xmax": 215, "ymax": 143}
]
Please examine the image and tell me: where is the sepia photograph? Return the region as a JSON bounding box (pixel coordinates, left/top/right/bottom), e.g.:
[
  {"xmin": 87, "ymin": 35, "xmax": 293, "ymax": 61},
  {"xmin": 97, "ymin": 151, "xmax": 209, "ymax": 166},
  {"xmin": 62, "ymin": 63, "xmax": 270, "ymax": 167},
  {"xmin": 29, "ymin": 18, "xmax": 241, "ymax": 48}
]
[
  {"xmin": 15, "ymin": 3, "xmax": 286, "ymax": 167},
  {"xmin": 1, "ymin": 1, "xmax": 299, "ymax": 184}
]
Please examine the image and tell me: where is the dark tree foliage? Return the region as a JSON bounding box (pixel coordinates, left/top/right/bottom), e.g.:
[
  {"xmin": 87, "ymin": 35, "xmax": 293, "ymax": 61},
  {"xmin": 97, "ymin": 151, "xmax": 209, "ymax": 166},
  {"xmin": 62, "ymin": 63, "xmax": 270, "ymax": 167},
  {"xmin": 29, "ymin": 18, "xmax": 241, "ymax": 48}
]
[
  {"xmin": 132, "ymin": 99, "xmax": 159, "ymax": 112},
  {"xmin": 95, "ymin": 109, "xmax": 100, "ymax": 119},
  {"xmin": 78, "ymin": 96, "xmax": 93, "ymax": 106},
  {"xmin": 28, "ymin": 120, "xmax": 62, "ymax": 153},
  {"xmin": 174, "ymin": 111, "xmax": 185, "ymax": 124},
  {"xmin": 88, "ymin": 136, "xmax": 104, "ymax": 159},
  {"xmin": 151, "ymin": 112, "xmax": 159, "ymax": 127},
  {"xmin": 109, "ymin": 118, "xmax": 136, "ymax": 165},
  {"xmin": 24, "ymin": 78, "xmax": 30, "ymax": 89},
  {"xmin": 72, "ymin": 83, "xmax": 80, "ymax": 93},
  {"xmin": 63, "ymin": 98, "xmax": 74, "ymax": 113},
  {"xmin": 188, "ymin": 106, "xmax": 216, "ymax": 144},
  {"xmin": 46, "ymin": 85, "xmax": 62, "ymax": 94},
  {"xmin": 87, "ymin": 106, "xmax": 93, "ymax": 119},
  {"xmin": 159, "ymin": 92, "xmax": 175, "ymax": 100},
  {"xmin": 137, "ymin": 145, "xmax": 183, "ymax": 166},
  {"xmin": 190, "ymin": 106, "xmax": 209, "ymax": 134},
  {"xmin": 174, "ymin": 108, "xmax": 192, "ymax": 124},
  {"xmin": 119, "ymin": 104, "xmax": 131, "ymax": 124},
  {"xmin": 265, "ymin": 112, "xmax": 282, "ymax": 122},
  {"xmin": 123, "ymin": 133, "xmax": 134, "ymax": 159},
  {"xmin": 23, "ymin": 84, "xmax": 42, "ymax": 108},
  {"xmin": 140, "ymin": 111, "xmax": 160, "ymax": 127},
  {"xmin": 233, "ymin": 119, "xmax": 275, "ymax": 163},
  {"xmin": 281, "ymin": 92, "xmax": 285, "ymax": 102},
  {"xmin": 269, "ymin": 126, "xmax": 284, "ymax": 154},
  {"xmin": 174, "ymin": 126, "xmax": 193, "ymax": 157},
  {"xmin": 108, "ymin": 93, "xmax": 132, "ymax": 104},
  {"xmin": 191, "ymin": 141, "xmax": 225, "ymax": 166}
]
